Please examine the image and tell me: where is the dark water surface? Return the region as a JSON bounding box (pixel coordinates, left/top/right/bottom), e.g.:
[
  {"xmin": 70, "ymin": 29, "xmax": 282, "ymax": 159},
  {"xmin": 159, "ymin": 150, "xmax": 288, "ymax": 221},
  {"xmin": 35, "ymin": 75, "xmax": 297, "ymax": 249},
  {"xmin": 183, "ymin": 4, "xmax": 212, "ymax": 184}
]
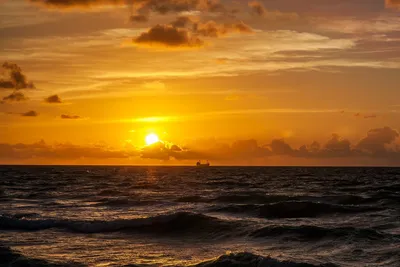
[{"xmin": 0, "ymin": 166, "xmax": 399, "ymax": 266}]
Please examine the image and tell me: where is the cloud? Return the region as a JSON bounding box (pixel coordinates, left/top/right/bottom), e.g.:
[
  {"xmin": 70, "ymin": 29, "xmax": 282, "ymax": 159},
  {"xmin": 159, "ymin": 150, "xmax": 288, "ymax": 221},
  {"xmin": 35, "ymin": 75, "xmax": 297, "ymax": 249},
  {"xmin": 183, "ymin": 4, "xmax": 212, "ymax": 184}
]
[
  {"xmin": 248, "ymin": 0, "xmax": 266, "ymax": 16},
  {"xmin": 135, "ymin": 0, "xmax": 226, "ymax": 15},
  {"xmin": 231, "ymin": 139, "xmax": 270, "ymax": 157},
  {"xmin": 130, "ymin": 14, "xmax": 149, "ymax": 23},
  {"xmin": 248, "ymin": 1, "xmax": 298, "ymax": 20},
  {"xmin": 171, "ymin": 16, "xmax": 194, "ymax": 28},
  {"xmin": 27, "ymin": 0, "xmax": 127, "ymax": 9},
  {"xmin": 0, "ymin": 140, "xmax": 132, "ymax": 160},
  {"xmin": 0, "ymin": 80, "xmax": 14, "ymax": 89},
  {"xmin": 2, "ymin": 91, "xmax": 28, "ymax": 102},
  {"xmin": 21, "ymin": 110, "xmax": 38, "ymax": 117},
  {"xmin": 134, "ymin": 17, "xmax": 254, "ymax": 50},
  {"xmin": 354, "ymin": 113, "xmax": 377, "ymax": 119},
  {"xmin": 132, "ymin": 24, "xmax": 203, "ymax": 48},
  {"xmin": 269, "ymin": 139, "xmax": 294, "ymax": 155},
  {"xmin": 194, "ymin": 21, "xmax": 253, "ymax": 37},
  {"xmin": 356, "ymin": 127, "xmax": 399, "ymax": 155},
  {"xmin": 141, "ymin": 141, "xmax": 202, "ymax": 160},
  {"xmin": 61, "ymin": 114, "xmax": 81, "ymax": 119},
  {"xmin": 45, "ymin": 94, "xmax": 62, "ymax": 103},
  {"xmin": 142, "ymin": 127, "xmax": 400, "ymax": 162},
  {"xmin": 323, "ymin": 134, "xmax": 352, "ymax": 156},
  {"xmin": 1, "ymin": 127, "xmax": 400, "ymax": 163},
  {"xmin": 314, "ymin": 16, "xmax": 400, "ymax": 34},
  {"xmin": 28, "ymin": 0, "xmax": 226, "ymax": 14},
  {"xmin": 0, "ymin": 62, "xmax": 35, "ymax": 90}
]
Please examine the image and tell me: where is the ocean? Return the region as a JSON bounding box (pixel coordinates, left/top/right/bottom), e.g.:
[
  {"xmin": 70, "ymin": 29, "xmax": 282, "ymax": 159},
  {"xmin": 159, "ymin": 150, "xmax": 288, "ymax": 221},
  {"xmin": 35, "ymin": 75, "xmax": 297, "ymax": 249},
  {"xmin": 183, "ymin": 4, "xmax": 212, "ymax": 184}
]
[{"xmin": 0, "ymin": 166, "xmax": 399, "ymax": 267}]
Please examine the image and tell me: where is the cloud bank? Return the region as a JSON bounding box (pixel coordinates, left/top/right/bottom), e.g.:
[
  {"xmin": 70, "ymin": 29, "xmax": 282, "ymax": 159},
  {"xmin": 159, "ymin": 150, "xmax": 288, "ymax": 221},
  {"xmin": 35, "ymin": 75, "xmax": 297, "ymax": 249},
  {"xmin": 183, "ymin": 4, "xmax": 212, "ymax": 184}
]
[{"xmin": 1, "ymin": 127, "xmax": 400, "ymax": 164}]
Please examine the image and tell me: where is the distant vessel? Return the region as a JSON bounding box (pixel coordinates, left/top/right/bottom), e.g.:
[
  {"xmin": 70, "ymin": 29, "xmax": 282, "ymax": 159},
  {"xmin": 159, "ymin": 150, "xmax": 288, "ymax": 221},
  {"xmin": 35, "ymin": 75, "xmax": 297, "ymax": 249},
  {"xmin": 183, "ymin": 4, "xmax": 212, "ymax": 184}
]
[{"xmin": 196, "ymin": 160, "xmax": 210, "ymax": 167}]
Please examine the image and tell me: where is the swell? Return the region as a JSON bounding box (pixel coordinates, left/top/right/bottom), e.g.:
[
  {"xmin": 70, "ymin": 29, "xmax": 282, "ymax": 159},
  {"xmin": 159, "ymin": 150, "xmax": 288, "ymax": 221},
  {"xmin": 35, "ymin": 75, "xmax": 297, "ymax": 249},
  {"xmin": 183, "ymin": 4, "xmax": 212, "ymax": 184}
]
[
  {"xmin": 94, "ymin": 197, "xmax": 158, "ymax": 207},
  {"xmin": 177, "ymin": 193, "xmax": 386, "ymax": 206},
  {"xmin": 0, "ymin": 248, "xmax": 337, "ymax": 267},
  {"xmin": 250, "ymin": 225, "xmax": 399, "ymax": 241},
  {"xmin": 210, "ymin": 201, "xmax": 380, "ymax": 218},
  {"xmin": 2, "ymin": 212, "xmax": 398, "ymax": 243},
  {"xmin": 0, "ymin": 212, "xmax": 238, "ymax": 237},
  {"xmin": 190, "ymin": 252, "xmax": 338, "ymax": 267}
]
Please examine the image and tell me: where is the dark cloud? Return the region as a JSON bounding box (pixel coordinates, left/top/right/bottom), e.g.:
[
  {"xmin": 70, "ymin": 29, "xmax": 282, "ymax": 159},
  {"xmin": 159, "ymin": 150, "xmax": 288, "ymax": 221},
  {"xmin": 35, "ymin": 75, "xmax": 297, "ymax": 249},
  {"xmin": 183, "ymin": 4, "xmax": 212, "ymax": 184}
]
[
  {"xmin": 28, "ymin": 0, "xmax": 127, "ymax": 9},
  {"xmin": 28, "ymin": 0, "xmax": 226, "ymax": 14},
  {"xmin": 0, "ymin": 80, "xmax": 14, "ymax": 89},
  {"xmin": 2, "ymin": 91, "xmax": 28, "ymax": 102},
  {"xmin": 356, "ymin": 127, "xmax": 399, "ymax": 155},
  {"xmin": 141, "ymin": 141, "xmax": 202, "ymax": 160},
  {"xmin": 248, "ymin": 0, "xmax": 266, "ymax": 16},
  {"xmin": 130, "ymin": 14, "xmax": 149, "ymax": 23},
  {"xmin": 45, "ymin": 94, "xmax": 62, "ymax": 103},
  {"xmin": 248, "ymin": 0, "xmax": 298, "ymax": 20},
  {"xmin": 323, "ymin": 134, "xmax": 352, "ymax": 156},
  {"xmin": 133, "ymin": 24, "xmax": 203, "ymax": 48},
  {"xmin": 171, "ymin": 16, "xmax": 193, "ymax": 28},
  {"xmin": 138, "ymin": 128, "xmax": 400, "ymax": 162},
  {"xmin": 194, "ymin": 21, "xmax": 253, "ymax": 37},
  {"xmin": 0, "ymin": 62, "xmax": 35, "ymax": 90},
  {"xmin": 269, "ymin": 139, "xmax": 294, "ymax": 155},
  {"xmin": 21, "ymin": 110, "xmax": 39, "ymax": 117},
  {"xmin": 231, "ymin": 139, "xmax": 270, "ymax": 157},
  {"xmin": 61, "ymin": 114, "xmax": 81, "ymax": 119}
]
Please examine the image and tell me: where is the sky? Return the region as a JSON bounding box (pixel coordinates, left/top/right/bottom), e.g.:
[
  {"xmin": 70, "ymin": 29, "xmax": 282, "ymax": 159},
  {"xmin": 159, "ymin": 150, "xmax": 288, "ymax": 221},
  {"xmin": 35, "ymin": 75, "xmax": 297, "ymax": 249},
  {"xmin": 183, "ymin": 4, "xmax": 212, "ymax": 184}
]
[{"xmin": 1, "ymin": 0, "xmax": 400, "ymax": 165}]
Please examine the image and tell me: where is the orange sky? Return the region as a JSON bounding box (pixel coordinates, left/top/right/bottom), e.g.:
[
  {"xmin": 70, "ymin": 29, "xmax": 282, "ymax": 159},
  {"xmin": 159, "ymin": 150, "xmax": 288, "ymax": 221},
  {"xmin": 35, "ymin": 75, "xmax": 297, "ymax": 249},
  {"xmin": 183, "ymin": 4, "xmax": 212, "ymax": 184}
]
[{"xmin": 1, "ymin": 0, "xmax": 400, "ymax": 165}]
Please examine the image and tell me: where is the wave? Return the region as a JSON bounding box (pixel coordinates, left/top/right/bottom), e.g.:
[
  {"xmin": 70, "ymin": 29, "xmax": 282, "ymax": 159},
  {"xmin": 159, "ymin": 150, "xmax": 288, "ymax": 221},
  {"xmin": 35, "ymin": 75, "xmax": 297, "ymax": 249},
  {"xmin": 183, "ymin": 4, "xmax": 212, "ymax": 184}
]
[
  {"xmin": 210, "ymin": 201, "xmax": 379, "ymax": 218},
  {"xmin": 258, "ymin": 201, "xmax": 379, "ymax": 218},
  {"xmin": 98, "ymin": 189, "xmax": 124, "ymax": 196},
  {"xmin": 250, "ymin": 225, "xmax": 398, "ymax": 241},
  {"xmin": 212, "ymin": 194, "xmax": 290, "ymax": 204},
  {"xmin": 182, "ymin": 193, "xmax": 379, "ymax": 206},
  {"xmin": 176, "ymin": 196, "xmax": 207, "ymax": 203},
  {"xmin": 0, "ymin": 246, "xmax": 83, "ymax": 267},
  {"xmin": 0, "ymin": 248, "xmax": 337, "ymax": 267},
  {"xmin": 190, "ymin": 252, "xmax": 338, "ymax": 267},
  {"xmin": 0, "ymin": 212, "xmax": 237, "ymax": 237},
  {"xmin": 94, "ymin": 197, "xmax": 157, "ymax": 207}
]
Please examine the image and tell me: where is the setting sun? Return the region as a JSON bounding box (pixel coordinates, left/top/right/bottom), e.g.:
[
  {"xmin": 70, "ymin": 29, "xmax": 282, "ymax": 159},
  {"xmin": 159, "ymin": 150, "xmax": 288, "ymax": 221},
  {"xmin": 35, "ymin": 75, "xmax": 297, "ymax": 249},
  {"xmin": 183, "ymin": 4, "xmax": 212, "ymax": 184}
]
[{"xmin": 145, "ymin": 133, "xmax": 159, "ymax": 146}]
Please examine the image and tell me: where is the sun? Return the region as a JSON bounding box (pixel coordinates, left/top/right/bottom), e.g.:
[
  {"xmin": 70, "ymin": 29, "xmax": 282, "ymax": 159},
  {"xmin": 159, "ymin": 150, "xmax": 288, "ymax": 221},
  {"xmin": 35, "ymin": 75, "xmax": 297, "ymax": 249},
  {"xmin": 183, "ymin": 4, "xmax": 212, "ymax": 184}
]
[{"xmin": 145, "ymin": 133, "xmax": 159, "ymax": 146}]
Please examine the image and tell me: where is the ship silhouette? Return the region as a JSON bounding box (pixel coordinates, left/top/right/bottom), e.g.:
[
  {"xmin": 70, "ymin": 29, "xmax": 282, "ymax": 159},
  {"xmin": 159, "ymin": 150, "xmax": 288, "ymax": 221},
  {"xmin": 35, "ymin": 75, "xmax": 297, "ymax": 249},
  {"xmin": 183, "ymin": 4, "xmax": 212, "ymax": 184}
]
[{"xmin": 196, "ymin": 160, "xmax": 210, "ymax": 167}]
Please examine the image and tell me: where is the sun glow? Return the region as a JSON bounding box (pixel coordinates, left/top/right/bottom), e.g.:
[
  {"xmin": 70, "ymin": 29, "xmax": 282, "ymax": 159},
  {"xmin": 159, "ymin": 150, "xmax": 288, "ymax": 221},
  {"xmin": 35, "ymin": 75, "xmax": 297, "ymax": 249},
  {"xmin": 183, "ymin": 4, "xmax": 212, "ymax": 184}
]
[{"xmin": 145, "ymin": 133, "xmax": 159, "ymax": 146}]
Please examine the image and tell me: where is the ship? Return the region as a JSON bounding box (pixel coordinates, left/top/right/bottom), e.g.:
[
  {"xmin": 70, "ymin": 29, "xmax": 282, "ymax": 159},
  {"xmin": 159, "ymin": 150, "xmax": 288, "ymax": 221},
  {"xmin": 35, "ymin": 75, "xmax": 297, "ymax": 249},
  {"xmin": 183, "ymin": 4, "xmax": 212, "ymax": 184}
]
[{"xmin": 196, "ymin": 160, "xmax": 210, "ymax": 167}]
